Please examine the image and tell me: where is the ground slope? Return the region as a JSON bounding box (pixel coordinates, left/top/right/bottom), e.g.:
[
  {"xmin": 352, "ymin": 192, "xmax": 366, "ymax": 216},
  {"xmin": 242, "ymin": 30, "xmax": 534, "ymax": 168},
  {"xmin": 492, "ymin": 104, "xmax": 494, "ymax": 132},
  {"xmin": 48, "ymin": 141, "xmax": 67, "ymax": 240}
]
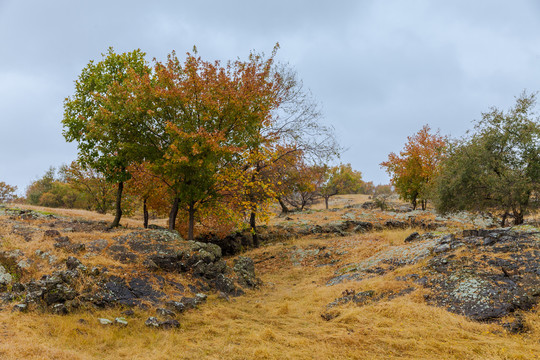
[{"xmin": 0, "ymin": 202, "xmax": 538, "ymax": 359}]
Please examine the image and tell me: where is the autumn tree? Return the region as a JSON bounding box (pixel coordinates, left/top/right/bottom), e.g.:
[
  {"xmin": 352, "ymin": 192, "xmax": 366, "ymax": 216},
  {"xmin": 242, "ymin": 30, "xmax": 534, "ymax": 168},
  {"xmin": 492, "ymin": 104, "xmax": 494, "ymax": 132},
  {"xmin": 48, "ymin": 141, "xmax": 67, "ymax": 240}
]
[
  {"xmin": 237, "ymin": 61, "xmax": 340, "ymax": 244},
  {"xmin": 434, "ymin": 92, "xmax": 540, "ymax": 225},
  {"xmin": 278, "ymin": 160, "xmax": 327, "ymax": 211},
  {"xmin": 107, "ymin": 48, "xmax": 282, "ymax": 239},
  {"xmin": 319, "ymin": 163, "xmax": 364, "ymax": 209},
  {"xmin": 124, "ymin": 163, "xmax": 170, "ymax": 228},
  {"xmin": 62, "ymin": 48, "xmax": 152, "ymax": 228},
  {"xmin": 373, "ymin": 184, "xmax": 394, "ymax": 196},
  {"xmin": 0, "ymin": 182, "xmax": 17, "ymax": 204},
  {"xmin": 26, "ymin": 167, "xmax": 56, "ymax": 205},
  {"xmin": 380, "ymin": 125, "xmax": 446, "ymax": 210},
  {"xmin": 59, "ymin": 162, "xmax": 116, "ymax": 214}
]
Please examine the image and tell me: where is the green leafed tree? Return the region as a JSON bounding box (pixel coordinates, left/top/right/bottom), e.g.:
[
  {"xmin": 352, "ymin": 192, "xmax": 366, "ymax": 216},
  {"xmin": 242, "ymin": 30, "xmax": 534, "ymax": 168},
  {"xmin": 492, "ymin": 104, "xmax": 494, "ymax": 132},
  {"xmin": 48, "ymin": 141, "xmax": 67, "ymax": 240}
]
[
  {"xmin": 434, "ymin": 92, "xmax": 540, "ymax": 225},
  {"xmin": 62, "ymin": 47, "xmax": 152, "ymax": 228},
  {"xmin": 319, "ymin": 163, "xmax": 364, "ymax": 209}
]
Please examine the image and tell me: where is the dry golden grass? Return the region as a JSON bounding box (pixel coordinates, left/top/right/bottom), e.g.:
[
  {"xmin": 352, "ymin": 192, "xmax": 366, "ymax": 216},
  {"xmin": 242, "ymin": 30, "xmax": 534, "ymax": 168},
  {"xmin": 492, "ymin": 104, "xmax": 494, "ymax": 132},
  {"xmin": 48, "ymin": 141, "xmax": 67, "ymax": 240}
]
[
  {"xmin": 0, "ymin": 228, "xmax": 538, "ymax": 359},
  {"xmin": 13, "ymin": 204, "xmax": 168, "ymax": 229}
]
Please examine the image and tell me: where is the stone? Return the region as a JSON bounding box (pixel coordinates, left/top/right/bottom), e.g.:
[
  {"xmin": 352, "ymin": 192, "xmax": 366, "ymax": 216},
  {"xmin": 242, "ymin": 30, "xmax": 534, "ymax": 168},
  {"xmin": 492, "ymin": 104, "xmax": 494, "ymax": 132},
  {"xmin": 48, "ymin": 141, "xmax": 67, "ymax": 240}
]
[
  {"xmin": 87, "ymin": 239, "xmax": 109, "ymax": 252},
  {"xmin": 12, "ymin": 303, "xmax": 27, "ymax": 312},
  {"xmin": 433, "ymin": 244, "xmax": 450, "ymax": 254},
  {"xmin": 159, "ymin": 319, "xmax": 180, "ymax": 329},
  {"xmin": 233, "ymin": 256, "xmax": 260, "ymax": 288},
  {"xmin": 115, "ymin": 317, "xmax": 128, "ymax": 326},
  {"xmin": 44, "ymin": 229, "xmax": 61, "ymax": 237},
  {"xmin": 99, "ymin": 318, "xmax": 113, "ymax": 325},
  {"xmin": 439, "ymin": 234, "xmax": 455, "ymax": 244},
  {"xmin": 156, "ymin": 308, "xmax": 176, "ymax": 318},
  {"xmin": 145, "ymin": 317, "xmax": 180, "ymax": 329},
  {"xmin": 52, "ymin": 303, "xmax": 68, "ymax": 315},
  {"xmin": 165, "ymin": 301, "xmax": 186, "ymax": 313},
  {"xmin": 144, "ymin": 316, "xmax": 161, "ymax": 327},
  {"xmin": 121, "ymin": 309, "xmax": 135, "ymax": 317},
  {"xmin": 404, "ymin": 232, "xmax": 420, "ymax": 243},
  {"xmin": 0, "ymin": 265, "xmax": 13, "ymax": 285},
  {"xmin": 17, "ymin": 259, "xmax": 30, "ymax": 269},
  {"xmin": 65, "ymin": 256, "xmax": 83, "ymax": 271}
]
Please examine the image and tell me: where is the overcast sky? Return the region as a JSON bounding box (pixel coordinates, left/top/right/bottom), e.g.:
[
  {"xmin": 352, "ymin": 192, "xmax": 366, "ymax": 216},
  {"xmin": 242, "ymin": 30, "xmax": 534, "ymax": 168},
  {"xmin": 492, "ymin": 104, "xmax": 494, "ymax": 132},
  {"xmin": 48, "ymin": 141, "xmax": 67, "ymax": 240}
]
[{"xmin": 1, "ymin": 0, "xmax": 540, "ymax": 193}]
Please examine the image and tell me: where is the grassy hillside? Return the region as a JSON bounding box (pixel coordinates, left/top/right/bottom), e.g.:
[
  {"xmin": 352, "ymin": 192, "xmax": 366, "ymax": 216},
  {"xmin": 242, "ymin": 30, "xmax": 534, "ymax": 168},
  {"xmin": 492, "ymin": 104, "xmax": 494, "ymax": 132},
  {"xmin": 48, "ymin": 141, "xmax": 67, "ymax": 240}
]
[{"xmin": 0, "ymin": 198, "xmax": 539, "ymax": 359}]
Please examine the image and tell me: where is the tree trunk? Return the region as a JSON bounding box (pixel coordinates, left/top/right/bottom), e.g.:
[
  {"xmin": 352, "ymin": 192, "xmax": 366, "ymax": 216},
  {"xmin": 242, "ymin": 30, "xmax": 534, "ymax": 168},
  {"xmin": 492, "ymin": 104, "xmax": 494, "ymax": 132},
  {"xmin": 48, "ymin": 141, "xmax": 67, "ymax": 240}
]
[
  {"xmin": 325, "ymin": 196, "xmax": 329, "ymax": 210},
  {"xmin": 168, "ymin": 197, "xmax": 180, "ymax": 231},
  {"xmin": 500, "ymin": 212, "xmax": 508, "ymax": 227},
  {"xmin": 188, "ymin": 201, "xmax": 195, "ymax": 240},
  {"xmin": 143, "ymin": 198, "xmax": 149, "ymax": 229},
  {"xmin": 250, "ymin": 211, "xmax": 259, "ymax": 248},
  {"xmin": 109, "ymin": 181, "xmax": 123, "ymax": 228},
  {"xmin": 277, "ymin": 197, "xmax": 289, "ymax": 214},
  {"xmin": 421, "ymin": 199, "xmax": 427, "ymax": 211},
  {"xmin": 513, "ymin": 210, "xmax": 524, "ymax": 225},
  {"xmin": 411, "ymin": 197, "xmax": 417, "ymax": 210}
]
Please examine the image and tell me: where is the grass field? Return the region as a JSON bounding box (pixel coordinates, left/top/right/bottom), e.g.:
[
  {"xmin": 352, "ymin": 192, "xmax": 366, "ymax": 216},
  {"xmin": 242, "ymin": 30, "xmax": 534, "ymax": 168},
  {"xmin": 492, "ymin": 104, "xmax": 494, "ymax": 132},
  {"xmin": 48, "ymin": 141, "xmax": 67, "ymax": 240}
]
[{"xmin": 0, "ymin": 216, "xmax": 539, "ymax": 359}]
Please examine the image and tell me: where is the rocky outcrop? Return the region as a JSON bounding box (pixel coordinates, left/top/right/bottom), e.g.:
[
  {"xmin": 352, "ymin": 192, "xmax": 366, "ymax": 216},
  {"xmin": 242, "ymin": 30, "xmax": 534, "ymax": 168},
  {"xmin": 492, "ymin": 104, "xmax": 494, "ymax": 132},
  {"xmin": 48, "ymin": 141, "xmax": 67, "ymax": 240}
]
[
  {"xmin": 424, "ymin": 229, "xmax": 540, "ymax": 326},
  {"xmin": 0, "ymin": 228, "xmax": 261, "ymax": 316},
  {"xmin": 324, "ymin": 227, "xmax": 540, "ymax": 332}
]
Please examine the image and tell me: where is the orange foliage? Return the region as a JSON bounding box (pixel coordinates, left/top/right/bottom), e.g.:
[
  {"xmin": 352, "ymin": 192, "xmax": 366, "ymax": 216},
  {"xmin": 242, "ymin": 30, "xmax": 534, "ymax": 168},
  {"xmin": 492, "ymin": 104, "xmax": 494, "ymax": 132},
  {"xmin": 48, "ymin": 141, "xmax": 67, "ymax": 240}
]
[{"xmin": 380, "ymin": 125, "xmax": 446, "ymax": 209}]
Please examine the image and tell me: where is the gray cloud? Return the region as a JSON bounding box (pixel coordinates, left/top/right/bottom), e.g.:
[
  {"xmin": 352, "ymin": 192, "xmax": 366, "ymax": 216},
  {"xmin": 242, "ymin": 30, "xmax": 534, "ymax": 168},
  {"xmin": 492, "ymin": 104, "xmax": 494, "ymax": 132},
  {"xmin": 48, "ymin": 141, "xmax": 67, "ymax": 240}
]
[{"xmin": 1, "ymin": 0, "xmax": 539, "ymax": 193}]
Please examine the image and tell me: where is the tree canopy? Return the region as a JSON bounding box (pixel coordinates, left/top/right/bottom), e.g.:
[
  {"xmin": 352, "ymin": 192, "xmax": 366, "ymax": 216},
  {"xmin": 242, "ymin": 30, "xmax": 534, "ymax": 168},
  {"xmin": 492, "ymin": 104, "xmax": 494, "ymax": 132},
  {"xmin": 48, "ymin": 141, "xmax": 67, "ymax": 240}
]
[
  {"xmin": 380, "ymin": 125, "xmax": 446, "ymax": 210},
  {"xmin": 62, "ymin": 46, "xmax": 339, "ymax": 241},
  {"xmin": 434, "ymin": 92, "xmax": 540, "ymax": 225},
  {"xmin": 62, "ymin": 48, "xmax": 152, "ymax": 227}
]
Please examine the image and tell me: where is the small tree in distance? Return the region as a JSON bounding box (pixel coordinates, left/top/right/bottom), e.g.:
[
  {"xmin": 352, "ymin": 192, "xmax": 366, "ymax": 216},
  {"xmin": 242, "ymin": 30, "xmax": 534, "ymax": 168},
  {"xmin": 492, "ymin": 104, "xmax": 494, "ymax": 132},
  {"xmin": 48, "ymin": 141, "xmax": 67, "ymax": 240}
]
[
  {"xmin": 320, "ymin": 163, "xmax": 363, "ymax": 209},
  {"xmin": 0, "ymin": 182, "xmax": 17, "ymax": 204},
  {"xmin": 380, "ymin": 125, "xmax": 446, "ymax": 210}
]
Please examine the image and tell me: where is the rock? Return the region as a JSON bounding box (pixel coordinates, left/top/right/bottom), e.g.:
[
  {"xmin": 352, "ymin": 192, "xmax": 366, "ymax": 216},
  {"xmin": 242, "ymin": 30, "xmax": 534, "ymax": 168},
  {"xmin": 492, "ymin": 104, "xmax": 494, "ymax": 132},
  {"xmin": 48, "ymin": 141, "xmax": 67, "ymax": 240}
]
[
  {"xmin": 425, "ymin": 230, "xmax": 540, "ymax": 324},
  {"xmin": 115, "ymin": 317, "xmax": 128, "ymax": 326},
  {"xmin": 214, "ymin": 274, "xmax": 239, "ymax": 295},
  {"xmin": 404, "ymin": 232, "xmax": 420, "ymax": 243},
  {"xmin": 233, "ymin": 257, "xmax": 260, "ymax": 288},
  {"xmin": 44, "ymin": 229, "xmax": 61, "ymax": 238},
  {"xmin": 384, "ymin": 220, "xmax": 408, "ymax": 229},
  {"xmin": 12, "ymin": 303, "xmax": 27, "ymax": 312},
  {"xmin": 156, "ymin": 308, "xmax": 176, "ymax": 318},
  {"xmin": 503, "ymin": 316, "xmax": 525, "ymax": 333},
  {"xmin": 433, "ymin": 244, "xmax": 450, "ymax": 254},
  {"xmin": 99, "ymin": 318, "xmax": 113, "ymax": 325},
  {"xmin": 52, "ymin": 303, "xmax": 68, "ymax": 315},
  {"xmin": 165, "ymin": 301, "xmax": 186, "ymax": 313},
  {"xmin": 98, "ymin": 276, "xmax": 164, "ymax": 307},
  {"xmin": 321, "ymin": 311, "xmax": 339, "ymax": 321},
  {"xmin": 65, "ymin": 256, "xmax": 83, "ymax": 271},
  {"xmin": 0, "ymin": 265, "xmax": 13, "ymax": 285},
  {"xmin": 87, "ymin": 239, "xmax": 109, "ymax": 252},
  {"xmin": 54, "ymin": 237, "xmax": 85, "ymax": 253},
  {"xmin": 43, "ymin": 283, "xmax": 77, "ymax": 305},
  {"xmin": 16, "ymin": 259, "xmax": 30, "ymax": 269},
  {"xmin": 218, "ymin": 291, "xmax": 230, "ymax": 301},
  {"xmin": 158, "ymin": 319, "xmax": 180, "ymax": 329},
  {"xmin": 145, "ymin": 316, "xmax": 161, "ymax": 327},
  {"xmin": 54, "ymin": 236, "xmax": 71, "ymax": 245},
  {"xmin": 439, "ymin": 234, "xmax": 455, "ymax": 244},
  {"xmin": 121, "ymin": 309, "xmax": 135, "ymax": 317}
]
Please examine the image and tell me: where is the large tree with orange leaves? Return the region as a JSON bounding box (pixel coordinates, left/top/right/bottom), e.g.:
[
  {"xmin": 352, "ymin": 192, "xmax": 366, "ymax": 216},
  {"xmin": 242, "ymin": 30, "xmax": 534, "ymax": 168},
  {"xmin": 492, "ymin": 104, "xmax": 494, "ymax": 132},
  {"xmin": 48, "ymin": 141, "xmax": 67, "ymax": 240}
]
[
  {"xmin": 380, "ymin": 125, "xmax": 446, "ymax": 210},
  {"xmin": 106, "ymin": 47, "xmax": 282, "ymax": 239}
]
